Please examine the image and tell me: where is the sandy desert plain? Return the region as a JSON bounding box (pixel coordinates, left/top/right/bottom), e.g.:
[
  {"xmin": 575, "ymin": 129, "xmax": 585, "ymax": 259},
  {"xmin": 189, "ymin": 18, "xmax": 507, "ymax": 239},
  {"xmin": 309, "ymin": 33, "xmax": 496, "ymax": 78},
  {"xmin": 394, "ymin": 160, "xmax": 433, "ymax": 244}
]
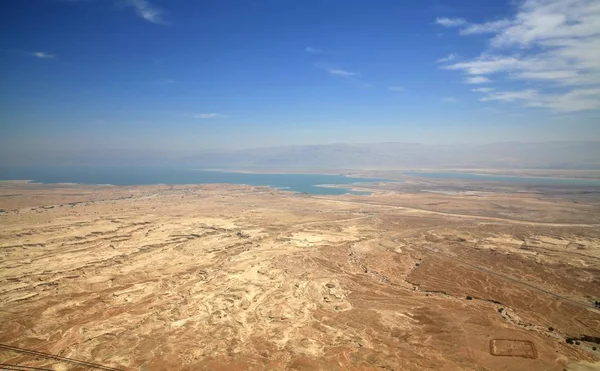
[{"xmin": 1, "ymin": 173, "xmax": 600, "ymax": 371}]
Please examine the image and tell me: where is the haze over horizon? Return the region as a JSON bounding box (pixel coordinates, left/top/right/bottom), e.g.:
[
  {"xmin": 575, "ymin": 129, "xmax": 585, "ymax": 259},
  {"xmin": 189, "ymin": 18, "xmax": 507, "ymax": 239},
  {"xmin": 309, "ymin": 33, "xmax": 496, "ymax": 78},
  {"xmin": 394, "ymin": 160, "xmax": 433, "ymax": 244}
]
[
  {"xmin": 2, "ymin": 141, "xmax": 600, "ymax": 170},
  {"xmin": 1, "ymin": 0, "xmax": 599, "ymax": 158}
]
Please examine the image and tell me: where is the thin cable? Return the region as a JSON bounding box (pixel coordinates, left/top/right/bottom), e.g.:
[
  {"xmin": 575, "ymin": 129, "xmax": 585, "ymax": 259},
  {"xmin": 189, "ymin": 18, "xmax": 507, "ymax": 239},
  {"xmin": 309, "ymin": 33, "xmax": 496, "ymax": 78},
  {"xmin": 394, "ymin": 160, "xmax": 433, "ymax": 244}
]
[
  {"xmin": 0, "ymin": 344, "xmax": 123, "ymax": 371},
  {"xmin": 0, "ymin": 364, "xmax": 53, "ymax": 371}
]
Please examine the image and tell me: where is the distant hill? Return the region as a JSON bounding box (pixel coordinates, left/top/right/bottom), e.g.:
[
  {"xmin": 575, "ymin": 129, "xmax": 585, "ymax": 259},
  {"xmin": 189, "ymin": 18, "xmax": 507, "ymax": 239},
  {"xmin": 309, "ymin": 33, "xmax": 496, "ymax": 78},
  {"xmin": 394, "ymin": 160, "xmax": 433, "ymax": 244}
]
[
  {"xmin": 186, "ymin": 142, "xmax": 600, "ymax": 170},
  {"xmin": 3, "ymin": 142, "xmax": 600, "ymax": 169}
]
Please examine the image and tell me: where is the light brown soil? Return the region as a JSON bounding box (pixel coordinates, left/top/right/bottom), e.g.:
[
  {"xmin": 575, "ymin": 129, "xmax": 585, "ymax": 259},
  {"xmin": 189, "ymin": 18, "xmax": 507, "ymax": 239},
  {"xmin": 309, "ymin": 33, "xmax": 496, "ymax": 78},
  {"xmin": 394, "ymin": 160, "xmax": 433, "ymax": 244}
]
[{"xmin": 0, "ymin": 181, "xmax": 599, "ymax": 370}]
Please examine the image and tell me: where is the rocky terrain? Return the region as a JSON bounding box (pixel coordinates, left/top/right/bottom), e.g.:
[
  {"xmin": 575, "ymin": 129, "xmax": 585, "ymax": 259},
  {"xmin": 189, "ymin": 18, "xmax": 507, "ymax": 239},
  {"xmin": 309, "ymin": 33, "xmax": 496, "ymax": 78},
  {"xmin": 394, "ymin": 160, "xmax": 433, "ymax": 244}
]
[{"xmin": 0, "ymin": 179, "xmax": 599, "ymax": 370}]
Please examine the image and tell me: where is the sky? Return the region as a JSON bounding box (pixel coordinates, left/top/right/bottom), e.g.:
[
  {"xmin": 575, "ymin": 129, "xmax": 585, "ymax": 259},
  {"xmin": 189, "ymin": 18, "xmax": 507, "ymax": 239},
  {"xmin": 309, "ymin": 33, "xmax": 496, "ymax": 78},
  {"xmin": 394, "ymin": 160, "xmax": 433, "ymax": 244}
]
[{"xmin": 1, "ymin": 0, "xmax": 599, "ymax": 154}]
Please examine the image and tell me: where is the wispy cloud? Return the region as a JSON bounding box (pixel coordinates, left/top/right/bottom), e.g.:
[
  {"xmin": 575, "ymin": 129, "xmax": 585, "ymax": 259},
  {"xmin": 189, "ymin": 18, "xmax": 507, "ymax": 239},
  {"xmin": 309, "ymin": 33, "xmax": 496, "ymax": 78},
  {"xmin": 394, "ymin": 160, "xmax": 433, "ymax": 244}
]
[
  {"xmin": 314, "ymin": 64, "xmax": 368, "ymax": 87},
  {"xmin": 465, "ymin": 76, "xmax": 492, "ymax": 84},
  {"xmin": 435, "ymin": 17, "xmax": 466, "ymax": 27},
  {"xmin": 472, "ymin": 87, "xmax": 494, "ymax": 93},
  {"xmin": 316, "ymin": 64, "xmax": 358, "ymax": 77},
  {"xmin": 193, "ymin": 113, "xmax": 227, "ymax": 119},
  {"xmin": 481, "ymin": 89, "xmax": 539, "ymax": 103},
  {"xmin": 388, "ymin": 86, "xmax": 405, "ymax": 92},
  {"xmin": 460, "ymin": 19, "xmax": 512, "ymax": 35},
  {"xmin": 305, "ymin": 46, "xmax": 337, "ymax": 55},
  {"xmin": 327, "ymin": 68, "xmax": 358, "ymax": 77},
  {"xmin": 481, "ymin": 88, "xmax": 600, "ymax": 112},
  {"xmin": 120, "ymin": 0, "xmax": 167, "ymax": 24},
  {"xmin": 436, "ymin": 53, "xmax": 458, "ymax": 63},
  {"xmin": 435, "ymin": 0, "xmax": 600, "ymax": 112},
  {"xmin": 31, "ymin": 51, "xmax": 56, "ymax": 59}
]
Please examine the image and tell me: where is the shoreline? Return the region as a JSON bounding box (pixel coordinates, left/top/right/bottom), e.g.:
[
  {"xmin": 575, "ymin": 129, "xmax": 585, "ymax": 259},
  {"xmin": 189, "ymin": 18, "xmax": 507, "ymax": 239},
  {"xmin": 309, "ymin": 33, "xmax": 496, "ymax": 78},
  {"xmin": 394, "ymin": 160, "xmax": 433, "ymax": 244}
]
[
  {"xmin": 403, "ymin": 171, "xmax": 600, "ymax": 183},
  {"xmin": 195, "ymin": 167, "xmax": 600, "ymax": 180},
  {"xmin": 404, "ymin": 169, "xmax": 600, "ymax": 181},
  {"xmin": 2, "ymin": 167, "xmax": 599, "ymax": 192},
  {"xmin": 0, "ymin": 179, "xmax": 371, "ymax": 196},
  {"xmin": 193, "ymin": 168, "xmax": 360, "ymax": 177}
]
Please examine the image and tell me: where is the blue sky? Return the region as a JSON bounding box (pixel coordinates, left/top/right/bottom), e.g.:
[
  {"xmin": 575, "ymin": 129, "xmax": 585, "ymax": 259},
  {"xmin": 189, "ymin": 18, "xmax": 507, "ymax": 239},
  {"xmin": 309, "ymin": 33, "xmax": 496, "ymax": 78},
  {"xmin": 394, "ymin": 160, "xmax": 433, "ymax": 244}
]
[{"xmin": 1, "ymin": 0, "xmax": 599, "ymax": 153}]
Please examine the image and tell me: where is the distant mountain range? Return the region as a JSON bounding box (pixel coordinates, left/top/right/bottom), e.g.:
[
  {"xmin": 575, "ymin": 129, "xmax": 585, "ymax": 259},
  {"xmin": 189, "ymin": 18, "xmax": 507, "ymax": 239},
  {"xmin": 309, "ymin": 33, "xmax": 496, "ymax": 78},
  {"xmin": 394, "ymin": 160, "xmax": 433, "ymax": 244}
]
[{"xmin": 3, "ymin": 142, "xmax": 600, "ymax": 169}]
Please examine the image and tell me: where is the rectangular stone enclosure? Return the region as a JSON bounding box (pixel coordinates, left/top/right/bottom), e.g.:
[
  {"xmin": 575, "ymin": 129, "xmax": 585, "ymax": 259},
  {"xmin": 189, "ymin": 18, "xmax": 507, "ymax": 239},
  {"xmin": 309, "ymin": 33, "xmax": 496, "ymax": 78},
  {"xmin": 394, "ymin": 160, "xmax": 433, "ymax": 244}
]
[{"xmin": 489, "ymin": 339, "xmax": 537, "ymax": 359}]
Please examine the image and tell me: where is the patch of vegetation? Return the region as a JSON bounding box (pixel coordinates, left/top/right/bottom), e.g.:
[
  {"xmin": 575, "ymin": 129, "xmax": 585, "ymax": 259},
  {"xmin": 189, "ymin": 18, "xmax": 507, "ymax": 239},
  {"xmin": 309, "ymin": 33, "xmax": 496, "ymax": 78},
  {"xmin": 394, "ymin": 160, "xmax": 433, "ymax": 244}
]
[
  {"xmin": 466, "ymin": 296, "xmax": 473, "ymax": 300},
  {"xmin": 548, "ymin": 326, "xmax": 554, "ymax": 332}
]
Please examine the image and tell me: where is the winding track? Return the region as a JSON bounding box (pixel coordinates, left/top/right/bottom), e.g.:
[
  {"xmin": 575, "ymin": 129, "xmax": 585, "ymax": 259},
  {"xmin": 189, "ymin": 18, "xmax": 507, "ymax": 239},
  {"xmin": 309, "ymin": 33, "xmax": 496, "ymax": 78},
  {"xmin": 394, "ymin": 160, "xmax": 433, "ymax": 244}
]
[
  {"xmin": 416, "ymin": 244, "xmax": 598, "ymax": 310},
  {"xmin": 311, "ymin": 197, "xmax": 600, "ymax": 228}
]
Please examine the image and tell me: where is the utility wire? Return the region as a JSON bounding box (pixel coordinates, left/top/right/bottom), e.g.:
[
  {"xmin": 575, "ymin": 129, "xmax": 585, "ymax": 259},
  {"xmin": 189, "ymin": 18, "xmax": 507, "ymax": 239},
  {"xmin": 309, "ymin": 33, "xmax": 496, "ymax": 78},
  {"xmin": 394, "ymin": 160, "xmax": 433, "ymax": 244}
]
[
  {"xmin": 0, "ymin": 364, "xmax": 53, "ymax": 371},
  {"xmin": 0, "ymin": 344, "xmax": 123, "ymax": 371}
]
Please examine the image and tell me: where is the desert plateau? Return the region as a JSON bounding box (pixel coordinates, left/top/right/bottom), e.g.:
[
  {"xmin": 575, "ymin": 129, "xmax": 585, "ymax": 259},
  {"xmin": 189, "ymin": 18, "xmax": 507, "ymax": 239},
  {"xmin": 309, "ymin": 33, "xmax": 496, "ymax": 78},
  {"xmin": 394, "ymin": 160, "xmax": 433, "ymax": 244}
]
[{"xmin": 1, "ymin": 175, "xmax": 599, "ymax": 370}]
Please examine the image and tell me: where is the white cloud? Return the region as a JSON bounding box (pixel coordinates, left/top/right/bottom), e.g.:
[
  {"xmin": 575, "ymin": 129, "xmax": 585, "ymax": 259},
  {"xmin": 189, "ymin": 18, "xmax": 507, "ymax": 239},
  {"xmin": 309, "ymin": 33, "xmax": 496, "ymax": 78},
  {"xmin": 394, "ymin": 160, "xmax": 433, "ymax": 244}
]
[
  {"xmin": 305, "ymin": 47, "xmax": 322, "ymax": 54},
  {"xmin": 121, "ymin": 0, "xmax": 167, "ymax": 24},
  {"xmin": 542, "ymin": 88, "xmax": 600, "ymax": 111},
  {"xmin": 435, "ymin": 17, "xmax": 466, "ymax": 27},
  {"xmin": 472, "ymin": 87, "xmax": 494, "ymax": 93},
  {"xmin": 481, "ymin": 89, "xmax": 540, "ymax": 102},
  {"xmin": 465, "ymin": 76, "xmax": 492, "ymax": 84},
  {"xmin": 326, "ymin": 68, "xmax": 358, "ymax": 77},
  {"xmin": 31, "ymin": 52, "xmax": 55, "ymax": 59},
  {"xmin": 480, "ymin": 88, "xmax": 600, "ymax": 112},
  {"xmin": 314, "ymin": 64, "xmax": 365, "ymax": 85},
  {"xmin": 489, "ymin": 4, "xmax": 600, "ymax": 47},
  {"xmin": 460, "ymin": 19, "xmax": 512, "ymax": 35},
  {"xmin": 436, "ymin": 53, "xmax": 458, "ymax": 63},
  {"xmin": 388, "ymin": 86, "xmax": 405, "ymax": 92},
  {"xmin": 444, "ymin": 56, "xmax": 532, "ymax": 75},
  {"xmin": 442, "ymin": 97, "xmax": 458, "ymax": 103},
  {"xmin": 514, "ymin": 70, "xmax": 580, "ymax": 81},
  {"xmin": 193, "ymin": 113, "xmax": 227, "ymax": 119},
  {"xmin": 305, "ymin": 46, "xmax": 337, "ymax": 55},
  {"xmin": 436, "ymin": 0, "xmax": 600, "ymax": 112}
]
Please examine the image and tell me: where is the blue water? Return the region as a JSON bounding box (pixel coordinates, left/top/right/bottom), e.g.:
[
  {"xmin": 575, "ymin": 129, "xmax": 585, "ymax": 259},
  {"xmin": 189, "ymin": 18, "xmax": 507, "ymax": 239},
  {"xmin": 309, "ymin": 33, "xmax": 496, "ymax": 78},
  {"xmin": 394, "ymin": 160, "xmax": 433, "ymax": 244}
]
[
  {"xmin": 0, "ymin": 166, "xmax": 380, "ymax": 195},
  {"xmin": 405, "ymin": 172, "xmax": 600, "ymax": 186}
]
